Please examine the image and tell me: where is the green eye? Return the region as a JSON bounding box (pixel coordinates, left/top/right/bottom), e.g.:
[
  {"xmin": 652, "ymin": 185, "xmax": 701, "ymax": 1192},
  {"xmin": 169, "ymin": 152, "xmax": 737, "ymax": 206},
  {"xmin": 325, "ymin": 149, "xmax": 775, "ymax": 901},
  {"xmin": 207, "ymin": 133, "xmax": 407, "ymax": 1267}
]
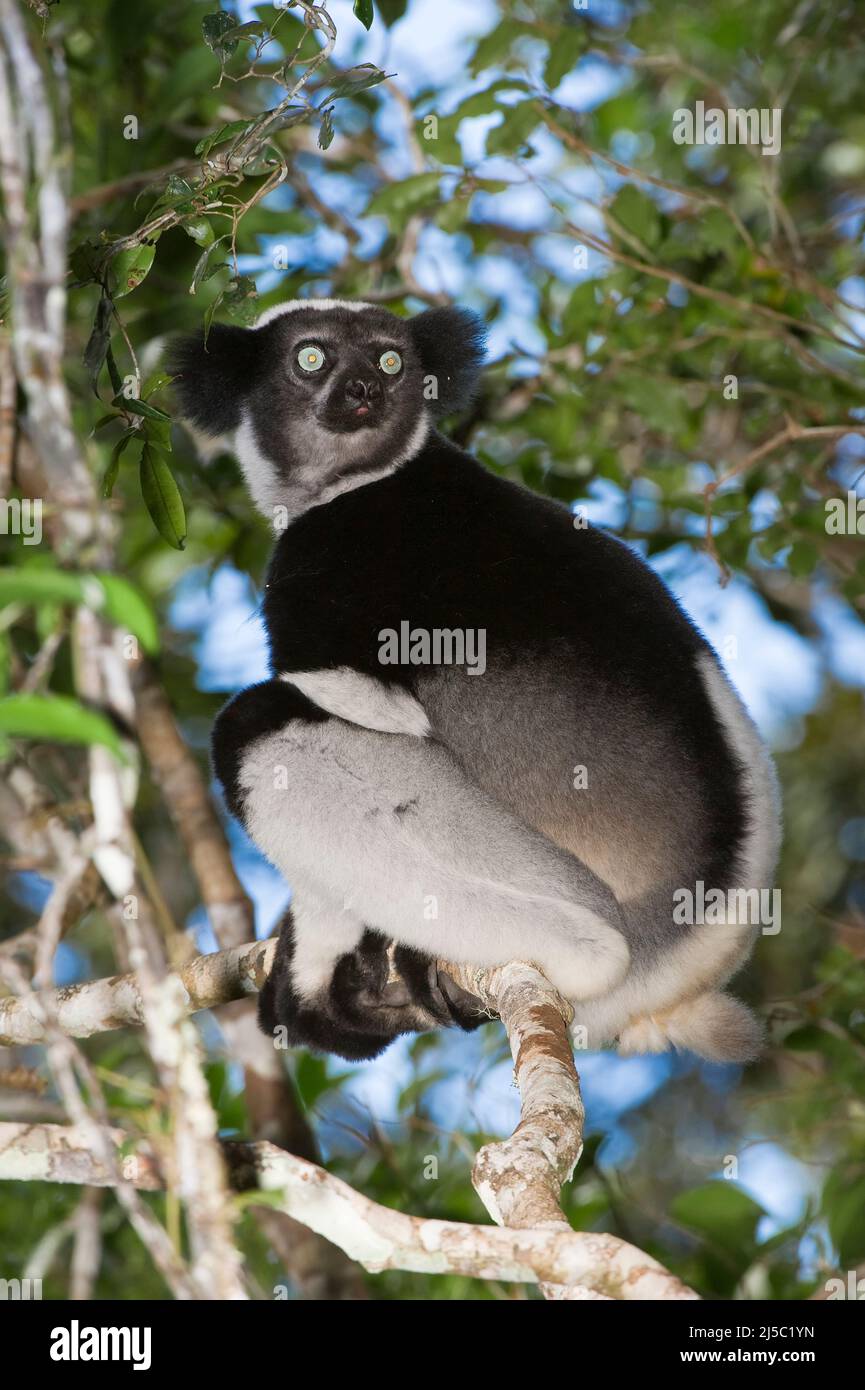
[
  {"xmin": 379, "ymin": 349, "xmax": 402, "ymax": 375},
  {"xmin": 298, "ymin": 345, "xmax": 325, "ymax": 372}
]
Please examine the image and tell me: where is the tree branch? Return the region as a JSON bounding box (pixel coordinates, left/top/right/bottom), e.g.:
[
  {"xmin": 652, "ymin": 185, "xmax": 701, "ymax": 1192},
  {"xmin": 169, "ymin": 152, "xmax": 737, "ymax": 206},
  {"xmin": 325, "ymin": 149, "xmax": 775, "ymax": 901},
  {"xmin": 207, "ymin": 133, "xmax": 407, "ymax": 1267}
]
[
  {"xmin": 0, "ymin": 945, "xmax": 654, "ymax": 1299},
  {"xmin": 0, "ymin": 1123, "xmax": 698, "ymax": 1300},
  {"xmin": 0, "ymin": 938, "xmax": 277, "ymax": 1046},
  {"xmin": 442, "ymin": 960, "xmax": 601, "ymax": 1299}
]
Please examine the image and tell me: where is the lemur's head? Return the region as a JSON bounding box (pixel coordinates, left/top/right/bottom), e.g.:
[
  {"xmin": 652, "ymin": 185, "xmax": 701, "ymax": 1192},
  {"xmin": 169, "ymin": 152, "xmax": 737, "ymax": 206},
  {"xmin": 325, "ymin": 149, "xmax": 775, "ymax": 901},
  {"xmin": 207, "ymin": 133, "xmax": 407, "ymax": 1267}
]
[{"xmin": 170, "ymin": 299, "xmax": 486, "ymax": 518}]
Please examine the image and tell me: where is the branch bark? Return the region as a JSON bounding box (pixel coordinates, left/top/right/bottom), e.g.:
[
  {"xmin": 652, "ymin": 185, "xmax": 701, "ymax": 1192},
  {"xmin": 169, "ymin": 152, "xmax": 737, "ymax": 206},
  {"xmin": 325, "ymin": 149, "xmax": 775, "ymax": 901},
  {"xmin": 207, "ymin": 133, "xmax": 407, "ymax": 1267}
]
[
  {"xmin": 443, "ymin": 960, "xmax": 601, "ymax": 1299},
  {"xmin": 0, "ymin": 938, "xmax": 277, "ymax": 1046},
  {"xmin": 0, "ymin": 942, "xmax": 681, "ymax": 1299},
  {"xmin": 0, "ymin": 1123, "xmax": 698, "ymax": 1300}
]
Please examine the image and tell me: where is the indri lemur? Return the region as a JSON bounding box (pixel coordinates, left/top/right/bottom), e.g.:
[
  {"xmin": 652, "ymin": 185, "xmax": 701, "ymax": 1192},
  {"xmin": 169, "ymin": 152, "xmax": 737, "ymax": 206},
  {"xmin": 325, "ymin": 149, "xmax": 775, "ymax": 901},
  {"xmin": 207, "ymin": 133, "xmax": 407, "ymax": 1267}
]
[{"xmin": 171, "ymin": 299, "xmax": 780, "ymax": 1062}]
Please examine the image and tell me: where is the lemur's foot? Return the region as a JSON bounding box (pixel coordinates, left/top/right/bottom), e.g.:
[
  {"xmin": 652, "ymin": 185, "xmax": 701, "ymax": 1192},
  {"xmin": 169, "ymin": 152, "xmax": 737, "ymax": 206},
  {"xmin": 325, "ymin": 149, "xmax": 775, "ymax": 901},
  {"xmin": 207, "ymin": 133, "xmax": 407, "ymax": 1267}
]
[
  {"xmin": 258, "ymin": 914, "xmax": 486, "ymax": 1061},
  {"xmin": 258, "ymin": 915, "xmax": 475, "ymax": 1061},
  {"xmin": 392, "ymin": 945, "xmax": 488, "ymax": 1032}
]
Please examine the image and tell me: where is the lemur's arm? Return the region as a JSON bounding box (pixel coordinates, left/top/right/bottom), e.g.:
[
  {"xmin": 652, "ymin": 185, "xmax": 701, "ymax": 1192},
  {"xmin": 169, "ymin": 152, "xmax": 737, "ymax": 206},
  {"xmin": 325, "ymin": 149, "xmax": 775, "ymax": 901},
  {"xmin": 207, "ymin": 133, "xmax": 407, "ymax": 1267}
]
[{"xmin": 282, "ymin": 668, "xmax": 432, "ymax": 737}]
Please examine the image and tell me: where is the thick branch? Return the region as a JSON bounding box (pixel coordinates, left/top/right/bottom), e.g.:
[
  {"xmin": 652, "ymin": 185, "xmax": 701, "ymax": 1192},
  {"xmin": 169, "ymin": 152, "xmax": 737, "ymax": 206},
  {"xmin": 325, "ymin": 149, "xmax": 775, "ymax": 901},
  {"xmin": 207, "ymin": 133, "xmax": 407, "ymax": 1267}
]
[
  {"xmin": 0, "ymin": 1124, "xmax": 698, "ymax": 1300},
  {"xmin": 444, "ymin": 960, "xmax": 598, "ymax": 1299},
  {"xmin": 446, "ymin": 960, "xmax": 582, "ymax": 1230}
]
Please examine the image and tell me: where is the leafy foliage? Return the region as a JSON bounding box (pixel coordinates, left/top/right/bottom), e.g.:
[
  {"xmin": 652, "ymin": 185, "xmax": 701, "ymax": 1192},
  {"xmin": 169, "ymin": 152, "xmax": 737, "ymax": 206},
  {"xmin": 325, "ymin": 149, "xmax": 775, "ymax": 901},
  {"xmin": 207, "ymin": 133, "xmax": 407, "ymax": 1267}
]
[{"xmin": 1, "ymin": 0, "xmax": 864, "ymax": 1301}]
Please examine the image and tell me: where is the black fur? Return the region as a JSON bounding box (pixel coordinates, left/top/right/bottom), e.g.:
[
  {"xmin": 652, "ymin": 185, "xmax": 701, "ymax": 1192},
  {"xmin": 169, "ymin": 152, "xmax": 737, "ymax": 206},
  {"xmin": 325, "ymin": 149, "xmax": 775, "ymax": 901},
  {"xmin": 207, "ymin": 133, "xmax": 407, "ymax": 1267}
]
[
  {"xmin": 168, "ymin": 324, "xmax": 264, "ymax": 436},
  {"xmin": 391, "ymin": 944, "xmax": 488, "ymax": 1031},
  {"xmin": 190, "ymin": 299, "xmax": 752, "ymax": 1064},
  {"xmin": 243, "ymin": 434, "xmax": 749, "ymax": 1058},
  {"xmin": 257, "ymin": 912, "xmax": 470, "ymax": 1061},
  {"xmin": 211, "ymin": 678, "xmax": 325, "ymax": 821},
  {"xmin": 169, "ymin": 304, "xmax": 486, "ymax": 448},
  {"xmin": 408, "ymin": 306, "xmax": 487, "ymax": 416},
  {"xmin": 260, "ymin": 433, "xmax": 747, "ymax": 906}
]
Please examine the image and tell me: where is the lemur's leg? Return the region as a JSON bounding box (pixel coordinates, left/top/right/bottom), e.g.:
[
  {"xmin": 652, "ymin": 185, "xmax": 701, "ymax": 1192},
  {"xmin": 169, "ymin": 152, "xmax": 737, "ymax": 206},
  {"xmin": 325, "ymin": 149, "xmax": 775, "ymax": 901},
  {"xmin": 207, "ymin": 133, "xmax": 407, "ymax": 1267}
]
[
  {"xmin": 214, "ymin": 680, "xmax": 483, "ymax": 1058},
  {"xmin": 214, "ymin": 680, "xmax": 630, "ymax": 1058}
]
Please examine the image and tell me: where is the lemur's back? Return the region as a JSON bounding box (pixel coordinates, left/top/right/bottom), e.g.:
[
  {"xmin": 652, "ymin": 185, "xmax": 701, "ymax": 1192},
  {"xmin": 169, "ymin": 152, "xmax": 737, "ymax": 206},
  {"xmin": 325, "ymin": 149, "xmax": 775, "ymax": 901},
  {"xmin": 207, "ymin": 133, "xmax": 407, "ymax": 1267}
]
[{"xmin": 265, "ymin": 434, "xmax": 755, "ymax": 939}]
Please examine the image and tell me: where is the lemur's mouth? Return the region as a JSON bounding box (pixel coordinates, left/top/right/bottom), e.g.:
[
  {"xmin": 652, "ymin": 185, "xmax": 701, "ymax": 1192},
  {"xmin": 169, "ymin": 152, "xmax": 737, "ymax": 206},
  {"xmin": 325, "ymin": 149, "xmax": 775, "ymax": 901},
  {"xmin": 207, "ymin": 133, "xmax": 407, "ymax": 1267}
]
[
  {"xmin": 334, "ymin": 407, "xmax": 383, "ymax": 432},
  {"xmin": 315, "ymin": 400, "xmax": 386, "ymax": 434}
]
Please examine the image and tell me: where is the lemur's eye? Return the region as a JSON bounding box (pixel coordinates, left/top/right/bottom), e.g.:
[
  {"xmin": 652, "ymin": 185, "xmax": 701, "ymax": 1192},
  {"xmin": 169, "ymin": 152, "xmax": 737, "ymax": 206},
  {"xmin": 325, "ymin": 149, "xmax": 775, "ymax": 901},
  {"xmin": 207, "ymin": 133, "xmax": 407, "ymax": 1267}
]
[
  {"xmin": 379, "ymin": 350, "xmax": 402, "ymax": 375},
  {"xmin": 298, "ymin": 345, "xmax": 325, "ymax": 372}
]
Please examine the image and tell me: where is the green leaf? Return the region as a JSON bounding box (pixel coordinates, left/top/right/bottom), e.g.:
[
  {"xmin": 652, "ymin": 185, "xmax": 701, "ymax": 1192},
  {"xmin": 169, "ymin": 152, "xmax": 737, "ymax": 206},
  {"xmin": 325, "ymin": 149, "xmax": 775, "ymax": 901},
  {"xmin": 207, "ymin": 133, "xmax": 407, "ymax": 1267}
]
[
  {"xmin": 202, "ymin": 11, "xmax": 239, "ymax": 60},
  {"xmin": 69, "ymin": 240, "xmax": 106, "ymax": 287},
  {"xmin": 105, "ymin": 344, "xmax": 123, "ymax": 396},
  {"xmin": 83, "ymin": 294, "xmax": 114, "ymax": 396},
  {"xmin": 608, "ymin": 184, "xmax": 661, "ymax": 249},
  {"xmin": 139, "ymin": 444, "xmax": 187, "ymax": 550},
  {"xmin": 0, "ymin": 569, "xmax": 85, "ymax": 608},
  {"xmin": 544, "ymin": 27, "xmax": 585, "ymax": 89},
  {"xmin": 148, "ymin": 175, "xmax": 199, "ymax": 216},
  {"xmin": 143, "ymin": 416, "xmax": 172, "ymax": 451},
  {"xmin": 165, "ymin": 173, "xmax": 194, "ymax": 200},
  {"xmin": 102, "ymin": 430, "xmax": 137, "ymax": 498},
  {"xmin": 367, "ymin": 171, "xmax": 441, "ymax": 217},
  {"xmin": 203, "ymin": 287, "xmax": 226, "ymax": 345},
  {"xmin": 469, "ymin": 20, "xmax": 536, "ymax": 75},
  {"xmin": 97, "ymin": 575, "xmax": 160, "ymax": 655},
  {"xmin": 293, "ymin": 1052, "xmax": 352, "ymax": 1107},
  {"xmin": 823, "ymin": 1171, "xmax": 865, "ymax": 1265},
  {"xmin": 788, "ymin": 538, "xmax": 819, "ymax": 578},
  {"xmin": 222, "ymin": 275, "xmax": 259, "ymax": 326},
  {"xmin": 190, "ymin": 236, "xmax": 229, "ymax": 295},
  {"xmin": 0, "ymin": 694, "xmax": 125, "ymax": 759},
  {"xmin": 217, "ymin": 19, "xmax": 268, "ymax": 44},
  {"xmin": 0, "ymin": 566, "xmax": 159, "ymax": 654},
  {"xmin": 377, "ymin": 0, "xmax": 407, "ymax": 23},
  {"xmin": 436, "ymin": 197, "xmax": 469, "ymax": 233},
  {"xmin": 109, "ymin": 242, "xmax": 156, "ymax": 299},
  {"xmin": 111, "ymin": 392, "xmax": 171, "ymax": 423},
  {"xmin": 353, "ymin": 0, "xmax": 374, "ymax": 29},
  {"xmin": 486, "ymin": 101, "xmax": 542, "ymax": 157},
  {"xmin": 327, "ymin": 64, "xmax": 391, "ymax": 100},
  {"xmin": 318, "ymin": 105, "xmax": 335, "ymax": 151},
  {"xmin": 562, "ymin": 281, "xmax": 598, "ymax": 338},
  {"xmin": 670, "ymin": 1181, "xmax": 765, "ymax": 1256},
  {"xmin": 450, "ymin": 81, "xmax": 534, "ymax": 124},
  {"xmin": 184, "ymin": 218, "xmax": 215, "ymax": 247},
  {"xmin": 194, "ymin": 119, "xmax": 255, "ymax": 158}
]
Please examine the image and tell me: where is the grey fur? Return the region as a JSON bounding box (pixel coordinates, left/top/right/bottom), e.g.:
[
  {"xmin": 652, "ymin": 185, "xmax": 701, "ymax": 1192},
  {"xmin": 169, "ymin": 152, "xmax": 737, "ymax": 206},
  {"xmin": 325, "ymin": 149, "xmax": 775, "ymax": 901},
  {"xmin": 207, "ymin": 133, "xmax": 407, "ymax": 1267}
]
[{"xmin": 193, "ymin": 298, "xmax": 780, "ymax": 1063}]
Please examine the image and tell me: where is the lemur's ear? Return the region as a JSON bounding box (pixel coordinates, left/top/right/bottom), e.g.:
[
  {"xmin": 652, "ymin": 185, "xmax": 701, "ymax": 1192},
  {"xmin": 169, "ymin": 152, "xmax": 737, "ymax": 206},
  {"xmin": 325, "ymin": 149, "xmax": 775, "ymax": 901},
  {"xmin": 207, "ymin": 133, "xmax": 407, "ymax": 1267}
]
[
  {"xmin": 409, "ymin": 306, "xmax": 487, "ymax": 417},
  {"xmin": 167, "ymin": 324, "xmax": 262, "ymax": 436}
]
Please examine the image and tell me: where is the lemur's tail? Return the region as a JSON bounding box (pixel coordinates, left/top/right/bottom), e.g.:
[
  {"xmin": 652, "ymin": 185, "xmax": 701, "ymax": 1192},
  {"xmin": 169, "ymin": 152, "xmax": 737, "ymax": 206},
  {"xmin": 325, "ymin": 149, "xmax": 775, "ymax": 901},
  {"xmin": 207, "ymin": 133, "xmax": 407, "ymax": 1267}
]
[{"xmin": 617, "ymin": 992, "xmax": 765, "ymax": 1064}]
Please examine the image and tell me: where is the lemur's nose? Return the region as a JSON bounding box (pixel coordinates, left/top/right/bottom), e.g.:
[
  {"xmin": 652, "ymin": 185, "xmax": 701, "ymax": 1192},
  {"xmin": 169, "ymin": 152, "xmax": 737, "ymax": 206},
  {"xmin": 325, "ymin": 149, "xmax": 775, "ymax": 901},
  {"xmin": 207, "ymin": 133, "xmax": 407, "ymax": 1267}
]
[{"xmin": 344, "ymin": 377, "xmax": 383, "ymax": 406}]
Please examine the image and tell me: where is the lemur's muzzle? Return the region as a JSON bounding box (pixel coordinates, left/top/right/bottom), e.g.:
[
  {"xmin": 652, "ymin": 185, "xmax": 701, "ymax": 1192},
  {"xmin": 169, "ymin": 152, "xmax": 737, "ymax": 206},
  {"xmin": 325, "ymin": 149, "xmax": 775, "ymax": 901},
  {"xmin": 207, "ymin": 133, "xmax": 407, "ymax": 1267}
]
[{"xmin": 344, "ymin": 376, "xmax": 383, "ymax": 420}]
